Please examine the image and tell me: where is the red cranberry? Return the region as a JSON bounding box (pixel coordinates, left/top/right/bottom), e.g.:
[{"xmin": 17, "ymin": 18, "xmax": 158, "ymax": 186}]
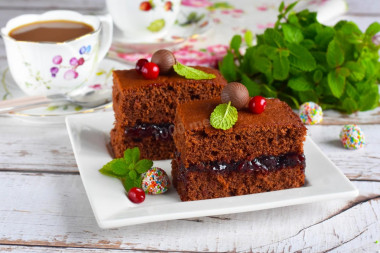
[
  {"xmin": 135, "ymin": 58, "xmax": 149, "ymax": 73},
  {"xmin": 141, "ymin": 62, "xmax": 160, "ymax": 79},
  {"xmin": 128, "ymin": 187, "xmax": 145, "ymax": 204},
  {"xmin": 249, "ymin": 96, "xmax": 267, "ymax": 114},
  {"xmin": 140, "ymin": 1, "xmax": 152, "ymax": 11}
]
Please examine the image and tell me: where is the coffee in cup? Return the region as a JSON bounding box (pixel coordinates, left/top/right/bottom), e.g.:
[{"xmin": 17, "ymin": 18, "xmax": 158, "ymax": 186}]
[{"xmin": 1, "ymin": 11, "xmax": 113, "ymax": 96}]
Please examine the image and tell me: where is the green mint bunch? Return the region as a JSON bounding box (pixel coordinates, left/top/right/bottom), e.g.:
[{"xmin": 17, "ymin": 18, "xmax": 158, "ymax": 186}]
[
  {"xmin": 99, "ymin": 147, "xmax": 153, "ymax": 192},
  {"xmin": 219, "ymin": 1, "xmax": 380, "ymax": 114}
]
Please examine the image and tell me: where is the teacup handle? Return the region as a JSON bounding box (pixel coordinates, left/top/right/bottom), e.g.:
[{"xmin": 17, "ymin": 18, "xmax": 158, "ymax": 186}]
[{"xmin": 97, "ymin": 14, "xmax": 113, "ymax": 62}]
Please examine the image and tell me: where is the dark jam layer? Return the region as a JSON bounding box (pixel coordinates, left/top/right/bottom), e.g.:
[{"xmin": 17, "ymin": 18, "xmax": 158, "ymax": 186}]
[
  {"xmin": 125, "ymin": 123, "xmax": 174, "ymax": 142},
  {"xmin": 177, "ymin": 153, "xmax": 305, "ymax": 175}
]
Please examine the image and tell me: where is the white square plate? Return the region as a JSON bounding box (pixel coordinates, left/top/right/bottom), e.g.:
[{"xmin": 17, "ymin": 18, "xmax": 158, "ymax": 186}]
[{"xmin": 66, "ymin": 111, "xmax": 358, "ymax": 228}]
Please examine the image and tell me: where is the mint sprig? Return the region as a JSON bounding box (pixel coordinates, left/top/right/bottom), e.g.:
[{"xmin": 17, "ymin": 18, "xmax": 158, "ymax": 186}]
[
  {"xmin": 99, "ymin": 147, "xmax": 153, "ymax": 192},
  {"xmin": 173, "ymin": 62, "xmax": 216, "ymax": 80},
  {"xmin": 210, "ymin": 102, "xmax": 238, "ymax": 130},
  {"xmin": 219, "ymin": 1, "xmax": 380, "ymax": 114}
]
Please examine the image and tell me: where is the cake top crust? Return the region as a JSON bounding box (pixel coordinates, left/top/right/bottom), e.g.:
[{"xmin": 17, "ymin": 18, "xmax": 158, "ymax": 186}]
[
  {"xmin": 113, "ymin": 66, "xmax": 223, "ymax": 89},
  {"xmin": 177, "ymin": 98, "xmax": 306, "ymax": 131}
]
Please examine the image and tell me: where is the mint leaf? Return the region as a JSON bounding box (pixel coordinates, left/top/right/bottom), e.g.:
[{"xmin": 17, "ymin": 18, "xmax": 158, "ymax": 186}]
[
  {"xmin": 345, "ymin": 61, "xmax": 365, "ymax": 82},
  {"xmin": 241, "ymin": 74, "xmax": 261, "ymax": 96},
  {"xmin": 273, "ymin": 52, "xmax": 289, "ymax": 80},
  {"xmin": 342, "ymin": 97, "xmax": 358, "ymax": 114},
  {"xmin": 359, "ymin": 85, "xmax": 379, "ymax": 111},
  {"xmin": 288, "ymin": 43, "xmax": 316, "ymax": 71},
  {"xmin": 279, "ymin": 1, "xmax": 285, "ymax": 12},
  {"xmin": 365, "ymin": 22, "xmax": 380, "ymax": 38},
  {"xmin": 288, "ymin": 76, "xmax": 313, "ymax": 91},
  {"xmin": 99, "ymin": 167, "xmax": 123, "ymax": 179},
  {"xmin": 210, "ymin": 102, "xmax": 238, "ymax": 130},
  {"xmin": 244, "ymin": 30, "xmax": 253, "ymax": 47},
  {"xmin": 328, "ymin": 70, "xmax": 345, "ymax": 98},
  {"xmin": 264, "ymin": 29, "xmax": 286, "ymax": 48},
  {"xmin": 313, "ymin": 69, "xmax": 323, "ymax": 83},
  {"xmin": 129, "ymin": 170, "xmax": 137, "ymax": 180},
  {"xmin": 327, "ymin": 40, "xmax": 344, "ymax": 68},
  {"xmin": 124, "ymin": 147, "xmax": 140, "ymax": 165},
  {"xmin": 219, "ymin": 52, "xmax": 237, "ymax": 82},
  {"xmin": 133, "ymin": 177, "xmax": 143, "ymax": 188},
  {"xmin": 230, "ymin": 35, "xmax": 242, "ymax": 54},
  {"xmin": 174, "ymin": 62, "xmax": 216, "ymax": 80},
  {"xmin": 136, "ymin": 159, "xmax": 153, "ymax": 174},
  {"xmin": 123, "ymin": 178, "xmax": 134, "ymax": 192},
  {"xmin": 103, "ymin": 158, "xmax": 128, "ymax": 176},
  {"xmin": 282, "ymin": 24, "xmax": 303, "ymax": 43}
]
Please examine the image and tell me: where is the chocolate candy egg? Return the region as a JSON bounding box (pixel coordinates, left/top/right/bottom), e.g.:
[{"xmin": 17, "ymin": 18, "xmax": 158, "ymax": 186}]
[
  {"xmin": 339, "ymin": 124, "xmax": 365, "ymax": 150},
  {"xmin": 142, "ymin": 167, "xmax": 171, "ymax": 194},
  {"xmin": 299, "ymin": 102, "xmax": 323, "ymax": 125},
  {"xmin": 221, "ymin": 82, "xmax": 250, "ymax": 109},
  {"xmin": 151, "ymin": 49, "xmax": 176, "ymax": 74}
]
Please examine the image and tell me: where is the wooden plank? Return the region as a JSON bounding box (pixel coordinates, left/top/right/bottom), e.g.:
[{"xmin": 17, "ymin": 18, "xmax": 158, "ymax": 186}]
[
  {"xmin": 0, "ymin": 246, "xmax": 125, "ymax": 253},
  {"xmin": 0, "ymin": 171, "xmax": 378, "ymax": 251},
  {"xmin": 0, "ymin": 119, "xmax": 78, "ymax": 172}
]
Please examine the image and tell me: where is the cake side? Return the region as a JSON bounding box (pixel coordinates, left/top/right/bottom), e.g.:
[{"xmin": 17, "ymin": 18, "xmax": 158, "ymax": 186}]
[
  {"xmin": 172, "ymin": 158, "xmax": 305, "ymax": 201},
  {"xmin": 112, "ymin": 67, "xmax": 227, "ymax": 127},
  {"xmin": 174, "ymin": 98, "xmax": 307, "ymax": 167}
]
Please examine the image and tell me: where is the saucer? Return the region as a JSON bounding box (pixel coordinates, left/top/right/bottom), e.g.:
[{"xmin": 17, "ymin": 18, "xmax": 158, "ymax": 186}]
[
  {"xmin": 111, "ymin": 6, "xmax": 213, "ymax": 55},
  {"xmin": 0, "ymin": 58, "xmax": 131, "ymax": 122}
]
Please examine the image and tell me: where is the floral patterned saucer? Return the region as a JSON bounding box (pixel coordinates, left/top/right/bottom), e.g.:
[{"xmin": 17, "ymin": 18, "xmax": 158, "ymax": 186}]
[{"xmin": 0, "ymin": 58, "xmax": 131, "ymax": 123}]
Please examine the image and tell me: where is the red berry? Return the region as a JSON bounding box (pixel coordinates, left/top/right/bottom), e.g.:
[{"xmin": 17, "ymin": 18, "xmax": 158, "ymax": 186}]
[
  {"xmin": 135, "ymin": 58, "xmax": 149, "ymax": 73},
  {"xmin": 249, "ymin": 96, "xmax": 267, "ymax": 114},
  {"xmin": 141, "ymin": 62, "xmax": 160, "ymax": 79},
  {"xmin": 140, "ymin": 1, "xmax": 152, "ymax": 11},
  {"xmin": 128, "ymin": 187, "xmax": 145, "ymax": 204}
]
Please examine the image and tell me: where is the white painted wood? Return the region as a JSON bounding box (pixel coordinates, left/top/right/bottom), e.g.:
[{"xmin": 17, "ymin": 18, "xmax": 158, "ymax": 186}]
[
  {"xmin": 0, "ymin": 172, "xmax": 378, "ymax": 252},
  {"xmin": 0, "ymin": 119, "xmax": 78, "ymax": 172}
]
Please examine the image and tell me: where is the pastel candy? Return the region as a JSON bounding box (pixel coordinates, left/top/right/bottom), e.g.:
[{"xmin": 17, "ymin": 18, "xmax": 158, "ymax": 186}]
[
  {"xmin": 299, "ymin": 102, "xmax": 323, "ymax": 125},
  {"xmin": 339, "ymin": 124, "xmax": 365, "ymax": 150},
  {"xmin": 142, "ymin": 167, "xmax": 171, "ymax": 194}
]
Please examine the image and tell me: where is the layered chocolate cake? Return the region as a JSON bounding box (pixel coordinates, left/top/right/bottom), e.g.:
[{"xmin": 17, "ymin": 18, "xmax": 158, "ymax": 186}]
[
  {"xmin": 110, "ymin": 67, "xmax": 227, "ymax": 160},
  {"xmin": 172, "ymin": 98, "xmax": 307, "ymax": 201}
]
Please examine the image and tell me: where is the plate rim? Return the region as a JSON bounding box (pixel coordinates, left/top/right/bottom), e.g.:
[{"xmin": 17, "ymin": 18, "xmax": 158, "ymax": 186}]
[{"xmin": 66, "ymin": 111, "xmax": 358, "ymax": 229}]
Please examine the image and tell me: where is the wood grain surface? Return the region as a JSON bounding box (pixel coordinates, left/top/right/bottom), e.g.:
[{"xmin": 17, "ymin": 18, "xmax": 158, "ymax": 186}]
[{"xmin": 0, "ymin": 0, "xmax": 379, "ymax": 252}]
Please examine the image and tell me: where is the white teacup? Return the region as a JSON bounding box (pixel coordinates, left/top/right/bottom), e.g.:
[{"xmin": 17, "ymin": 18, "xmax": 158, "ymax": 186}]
[
  {"xmin": 1, "ymin": 11, "xmax": 113, "ymax": 96},
  {"xmin": 106, "ymin": 0, "xmax": 181, "ymax": 42}
]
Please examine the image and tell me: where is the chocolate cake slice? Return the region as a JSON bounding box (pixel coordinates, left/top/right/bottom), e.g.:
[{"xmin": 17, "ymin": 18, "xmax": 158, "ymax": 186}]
[
  {"xmin": 110, "ymin": 67, "xmax": 227, "ymax": 160},
  {"xmin": 172, "ymin": 98, "xmax": 307, "ymax": 201}
]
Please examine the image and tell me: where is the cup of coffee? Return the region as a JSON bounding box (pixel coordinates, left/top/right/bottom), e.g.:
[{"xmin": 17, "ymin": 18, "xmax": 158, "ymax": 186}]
[
  {"xmin": 1, "ymin": 10, "xmax": 113, "ymax": 96},
  {"xmin": 106, "ymin": 0, "xmax": 180, "ymax": 42}
]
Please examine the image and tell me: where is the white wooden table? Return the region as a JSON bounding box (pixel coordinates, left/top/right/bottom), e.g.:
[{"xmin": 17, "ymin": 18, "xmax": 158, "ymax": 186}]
[{"xmin": 0, "ymin": 1, "xmax": 379, "ymax": 252}]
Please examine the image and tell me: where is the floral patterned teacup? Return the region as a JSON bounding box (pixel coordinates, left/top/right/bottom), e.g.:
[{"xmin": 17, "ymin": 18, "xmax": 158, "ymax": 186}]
[
  {"xmin": 1, "ymin": 10, "xmax": 113, "ymax": 96},
  {"xmin": 106, "ymin": 0, "xmax": 181, "ymax": 42}
]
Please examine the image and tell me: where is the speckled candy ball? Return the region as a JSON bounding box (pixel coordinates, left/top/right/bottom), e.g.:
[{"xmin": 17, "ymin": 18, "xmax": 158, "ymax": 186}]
[
  {"xmin": 299, "ymin": 102, "xmax": 323, "ymax": 125},
  {"xmin": 142, "ymin": 167, "xmax": 170, "ymax": 194},
  {"xmin": 339, "ymin": 124, "xmax": 365, "ymax": 150}
]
